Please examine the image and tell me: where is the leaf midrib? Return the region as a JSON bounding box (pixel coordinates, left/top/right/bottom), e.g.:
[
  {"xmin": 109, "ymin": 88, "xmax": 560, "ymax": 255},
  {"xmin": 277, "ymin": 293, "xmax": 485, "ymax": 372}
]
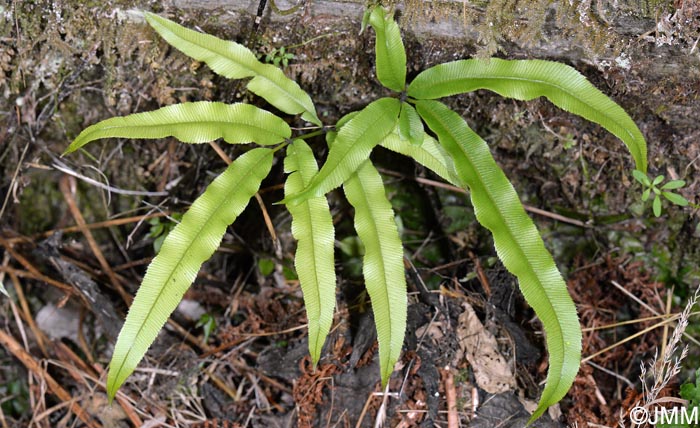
[
  {"xmin": 288, "ymin": 148, "xmax": 329, "ymax": 358},
  {"xmin": 378, "ymin": 26, "xmax": 402, "ymax": 90},
  {"xmin": 353, "ymin": 166, "xmax": 396, "ymax": 367},
  {"xmin": 249, "ymin": 72, "xmax": 313, "ymax": 118},
  {"xmin": 383, "ymin": 133, "xmax": 458, "ymax": 185},
  {"xmin": 303, "ymin": 199, "xmax": 326, "ymax": 355},
  {"xmin": 110, "ymin": 152, "xmax": 269, "ymax": 385},
  {"xmin": 293, "ymin": 168, "xmax": 326, "ymax": 356},
  {"xmin": 151, "ymin": 18, "xmax": 260, "ymax": 79},
  {"xmin": 85, "ymin": 121, "xmax": 278, "ymax": 135},
  {"xmin": 336, "ymin": 107, "xmax": 393, "ymax": 162}
]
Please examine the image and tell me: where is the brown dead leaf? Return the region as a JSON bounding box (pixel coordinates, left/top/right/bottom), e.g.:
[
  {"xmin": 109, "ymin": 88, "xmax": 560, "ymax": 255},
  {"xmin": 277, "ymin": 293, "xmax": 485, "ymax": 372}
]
[
  {"xmin": 456, "ymin": 303, "xmax": 516, "ymax": 394},
  {"xmin": 83, "ymin": 393, "xmax": 128, "ymax": 428}
]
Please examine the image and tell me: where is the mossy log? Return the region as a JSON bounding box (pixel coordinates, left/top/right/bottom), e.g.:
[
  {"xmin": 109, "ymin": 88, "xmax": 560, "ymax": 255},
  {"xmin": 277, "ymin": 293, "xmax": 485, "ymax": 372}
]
[{"xmin": 1, "ymin": 0, "xmax": 698, "ymax": 222}]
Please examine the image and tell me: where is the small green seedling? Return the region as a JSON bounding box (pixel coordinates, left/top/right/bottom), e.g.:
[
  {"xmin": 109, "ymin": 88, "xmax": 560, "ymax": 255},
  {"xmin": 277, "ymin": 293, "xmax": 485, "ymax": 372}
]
[
  {"xmin": 263, "ymin": 46, "xmax": 295, "ymax": 68},
  {"xmin": 633, "ymin": 170, "xmax": 689, "ymax": 217},
  {"xmin": 196, "ymin": 313, "xmax": 217, "ymax": 343},
  {"xmin": 0, "ymin": 379, "xmax": 29, "ymax": 417},
  {"xmin": 258, "ymin": 32, "xmax": 339, "ymax": 69},
  {"xmin": 148, "ymin": 213, "xmax": 182, "ymax": 253},
  {"xmin": 257, "ymin": 258, "xmax": 275, "ymax": 276}
]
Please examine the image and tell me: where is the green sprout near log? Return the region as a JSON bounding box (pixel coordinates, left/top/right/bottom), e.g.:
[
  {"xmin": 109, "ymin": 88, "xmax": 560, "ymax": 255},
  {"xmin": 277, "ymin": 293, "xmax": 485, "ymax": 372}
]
[{"xmin": 633, "ymin": 170, "xmax": 689, "ymax": 217}]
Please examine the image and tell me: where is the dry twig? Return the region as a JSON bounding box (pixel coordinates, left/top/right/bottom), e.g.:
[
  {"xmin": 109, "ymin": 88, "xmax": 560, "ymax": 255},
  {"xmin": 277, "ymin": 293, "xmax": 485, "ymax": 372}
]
[{"xmin": 0, "ymin": 330, "xmax": 100, "ymax": 428}]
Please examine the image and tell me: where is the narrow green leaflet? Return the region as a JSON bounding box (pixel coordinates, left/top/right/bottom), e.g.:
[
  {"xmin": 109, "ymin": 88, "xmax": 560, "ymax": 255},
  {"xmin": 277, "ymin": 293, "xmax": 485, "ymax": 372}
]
[
  {"xmin": 632, "ymin": 169, "xmax": 651, "ymax": 187},
  {"xmin": 144, "ymin": 12, "xmax": 321, "ymax": 125},
  {"xmin": 107, "ymin": 148, "xmax": 274, "ymax": 399},
  {"xmin": 416, "ymin": 100, "xmax": 581, "ymax": 422},
  {"xmin": 662, "ymin": 192, "xmax": 689, "ymax": 206},
  {"xmin": 284, "ymin": 97, "xmax": 400, "ymax": 205},
  {"xmin": 360, "ymin": 7, "xmax": 372, "ymax": 35},
  {"xmin": 653, "ymin": 196, "xmax": 662, "ymax": 217},
  {"xmin": 661, "ymin": 180, "xmax": 686, "ymax": 190},
  {"xmin": 380, "ymin": 131, "xmax": 462, "ymax": 186},
  {"xmin": 144, "ymin": 12, "xmax": 257, "ymax": 78},
  {"xmin": 64, "ymin": 102, "xmax": 291, "ymax": 154},
  {"xmin": 284, "ymin": 140, "xmax": 336, "ymax": 364},
  {"xmin": 368, "ymin": 6, "xmax": 406, "ymax": 92},
  {"xmin": 343, "ymin": 161, "xmax": 406, "ymax": 386},
  {"xmin": 398, "ymin": 102, "xmax": 424, "ymax": 146},
  {"xmin": 408, "ymin": 59, "xmax": 647, "ymax": 172}
]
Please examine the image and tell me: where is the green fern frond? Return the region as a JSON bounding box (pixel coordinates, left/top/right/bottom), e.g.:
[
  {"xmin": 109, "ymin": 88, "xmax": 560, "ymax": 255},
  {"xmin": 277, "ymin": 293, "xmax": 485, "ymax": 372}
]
[
  {"xmin": 107, "ymin": 148, "xmax": 274, "ymax": 400},
  {"xmin": 144, "ymin": 13, "xmax": 321, "ymax": 125},
  {"xmin": 368, "ymin": 6, "xmax": 406, "ymax": 92},
  {"xmin": 64, "ymin": 102, "xmax": 291, "ymax": 154},
  {"xmin": 408, "ymin": 58, "xmax": 647, "ymax": 172},
  {"xmin": 64, "ymin": 11, "xmax": 651, "ymax": 422},
  {"xmin": 284, "ymin": 140, "xmax": 337, "ymax": 364},
  {"xmin": 416, "ymin": 99, "xmax": 581, "ymax": 422},
  {"xmin": 343, "ymin": 161, "xmax": 406, "ymax": 387}
]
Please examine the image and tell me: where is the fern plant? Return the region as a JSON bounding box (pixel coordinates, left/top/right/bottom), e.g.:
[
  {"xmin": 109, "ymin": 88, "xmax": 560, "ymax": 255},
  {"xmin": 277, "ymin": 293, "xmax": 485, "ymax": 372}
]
[{"xmin": 64, "ymin": 7, "xmax": 650, "ymax": 422}]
